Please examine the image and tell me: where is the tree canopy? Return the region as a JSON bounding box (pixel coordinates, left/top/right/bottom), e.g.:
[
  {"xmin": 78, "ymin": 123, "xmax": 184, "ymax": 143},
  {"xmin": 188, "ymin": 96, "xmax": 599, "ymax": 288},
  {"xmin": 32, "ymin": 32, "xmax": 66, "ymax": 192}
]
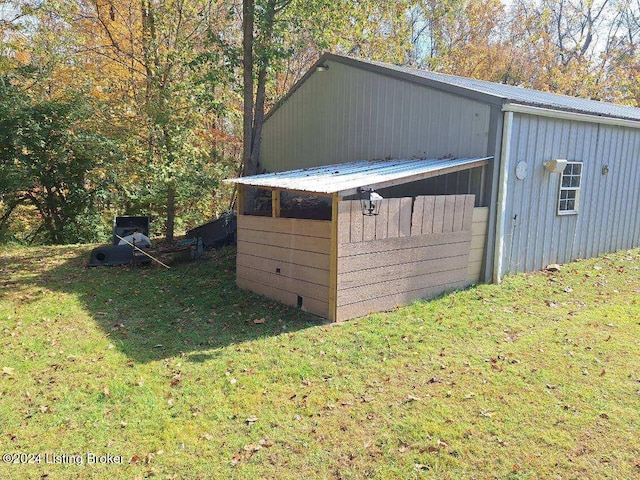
[{"xmin": 0, "ymin": 0, "xmax": 638, "ymax": 244}]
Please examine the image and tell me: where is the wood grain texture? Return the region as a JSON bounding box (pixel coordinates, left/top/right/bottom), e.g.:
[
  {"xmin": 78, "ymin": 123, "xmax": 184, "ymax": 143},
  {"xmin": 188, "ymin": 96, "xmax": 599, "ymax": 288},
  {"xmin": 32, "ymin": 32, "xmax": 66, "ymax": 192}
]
[
  {"xmin": 237, "ymin": 277, "xmax": 329, "ymax": 318},
  {"xmin": 238, "ymin": 215, "xmax": 331, "ymax": 238},
  {"xmin": 336, "ymin": 279, "xmax": 468, "ymax": 322}
]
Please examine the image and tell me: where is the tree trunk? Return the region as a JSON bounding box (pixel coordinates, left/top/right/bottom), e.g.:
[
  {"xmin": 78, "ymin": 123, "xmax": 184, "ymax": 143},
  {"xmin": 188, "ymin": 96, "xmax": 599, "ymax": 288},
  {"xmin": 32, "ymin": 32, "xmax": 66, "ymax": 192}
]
[
  {"xmin": 166, "ymin": 182, "xmax": 175, "ymax": 244},
  {"xmin": 249, "ymin": 1, "xmax": 276, "ymax": 172},
  {"xmin": 242, "ymin": 0, "xmax": 255, "ymax": 177}
]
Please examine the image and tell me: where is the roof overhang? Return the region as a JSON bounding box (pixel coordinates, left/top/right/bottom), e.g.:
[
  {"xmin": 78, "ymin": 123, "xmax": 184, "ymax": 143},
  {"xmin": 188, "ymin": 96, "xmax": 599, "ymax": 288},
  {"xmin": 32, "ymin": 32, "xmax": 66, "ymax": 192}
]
[
  {"xmin": 225, "ymin": 157, "xmax": 492, "ymax": 197},
  {"xmin": 503, "ymin": 103, "xmax": 640, "ymax": 130}
]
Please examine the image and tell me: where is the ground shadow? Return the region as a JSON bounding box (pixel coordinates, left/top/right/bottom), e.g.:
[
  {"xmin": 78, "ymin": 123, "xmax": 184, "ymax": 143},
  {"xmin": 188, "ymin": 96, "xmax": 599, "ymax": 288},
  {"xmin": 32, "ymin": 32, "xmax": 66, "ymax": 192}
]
[{"xmin": 3, "ymin": 245, "xmax": 325, "ymax": 363}]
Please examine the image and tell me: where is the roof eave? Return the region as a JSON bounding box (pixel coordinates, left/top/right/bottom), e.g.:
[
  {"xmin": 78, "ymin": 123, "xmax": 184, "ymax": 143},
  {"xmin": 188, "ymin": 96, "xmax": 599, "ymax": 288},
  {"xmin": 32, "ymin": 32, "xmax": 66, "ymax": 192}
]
[{"xmin": 503, "ymin": 103, "xmax": 640, "ymax": 129}]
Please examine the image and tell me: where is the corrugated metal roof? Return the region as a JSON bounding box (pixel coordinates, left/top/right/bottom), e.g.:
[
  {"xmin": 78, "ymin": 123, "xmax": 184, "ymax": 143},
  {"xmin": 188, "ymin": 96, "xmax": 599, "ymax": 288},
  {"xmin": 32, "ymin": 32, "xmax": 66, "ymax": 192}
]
[
  {"xmin": 269, "ymin": 53, "xmax": 640, "ymax": 123},
  {"xmin": 225, "ymin": 157, "xmax": 491, "ymax": 196},
  {"xmin": 358, "ymin": 57, "xmax": 640, "ymax": 122}
]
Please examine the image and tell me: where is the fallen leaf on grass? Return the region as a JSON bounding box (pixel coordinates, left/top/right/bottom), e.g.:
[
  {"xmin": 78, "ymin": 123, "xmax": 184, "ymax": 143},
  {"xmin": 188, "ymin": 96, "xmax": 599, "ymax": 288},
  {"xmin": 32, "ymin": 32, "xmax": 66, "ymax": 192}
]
[
  {"xmin": 258, "ymin": 438, "xmax": 274, "ymax": 448},
  {"xmin": 246, "ymin": 416, "xmax": 258, "ymax": 425},
  {"xmin": 414, "ymin": 463, "xmax": 430, "ymax": 471},
  {"xmin": 201, "ymin": 433, "xmax": 214, "ymax": 441},
  {"xmin": 2, "ymin": 367, "xmax": 15, "ymax": 376},
  {"xmin": 253, "ymin": 318, "xmax": 265, "ymax": 324}
]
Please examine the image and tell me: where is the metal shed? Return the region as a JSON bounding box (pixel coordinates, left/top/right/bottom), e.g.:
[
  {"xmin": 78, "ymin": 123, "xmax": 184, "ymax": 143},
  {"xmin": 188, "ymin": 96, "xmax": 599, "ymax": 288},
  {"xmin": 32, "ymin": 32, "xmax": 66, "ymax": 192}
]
[
  {"xmin": 227, "ymin": 157, "xmax": 491, "ymax": 321},
  {"xmin": 257, "ymin": 53, "xmax": 640, "ymax": 285}
]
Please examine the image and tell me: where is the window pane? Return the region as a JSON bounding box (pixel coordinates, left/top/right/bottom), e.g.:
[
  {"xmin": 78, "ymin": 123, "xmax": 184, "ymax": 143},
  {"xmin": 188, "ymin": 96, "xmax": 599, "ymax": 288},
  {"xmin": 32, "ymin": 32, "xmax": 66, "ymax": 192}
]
[
  {"xmin": 562, "ymin": 175, "xmax": 571, "ymax": 187},
  {"xmin": 566, "ymin": 199, "xmax": 575, "ymax": 211}
]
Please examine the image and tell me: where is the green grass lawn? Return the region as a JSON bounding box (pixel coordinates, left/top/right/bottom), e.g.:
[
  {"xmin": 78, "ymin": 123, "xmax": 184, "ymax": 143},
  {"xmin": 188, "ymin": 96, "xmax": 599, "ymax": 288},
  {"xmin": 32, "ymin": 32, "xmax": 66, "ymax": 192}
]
[{"xmin": 0, "ymin": 244, "xmax": 638, "ymax": 480}]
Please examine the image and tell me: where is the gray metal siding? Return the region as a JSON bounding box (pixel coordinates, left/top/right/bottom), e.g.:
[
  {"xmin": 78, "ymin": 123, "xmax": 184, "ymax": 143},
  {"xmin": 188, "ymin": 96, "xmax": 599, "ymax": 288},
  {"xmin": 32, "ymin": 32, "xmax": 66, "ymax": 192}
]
[
  {"xmin": 502, "ymin": 113, "xmax": 640, "ymax": 275},
  {"xmin": 261, "ymin": 60, "xmax": 491, "ymax": 172}
]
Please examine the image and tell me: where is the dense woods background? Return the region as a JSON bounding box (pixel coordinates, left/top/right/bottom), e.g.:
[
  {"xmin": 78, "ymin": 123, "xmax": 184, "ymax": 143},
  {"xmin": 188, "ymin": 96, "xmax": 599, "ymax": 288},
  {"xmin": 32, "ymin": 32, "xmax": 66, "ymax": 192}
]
[{"xmin": 0, "ymin": 0, "xmax": 638, "ymax": 245}]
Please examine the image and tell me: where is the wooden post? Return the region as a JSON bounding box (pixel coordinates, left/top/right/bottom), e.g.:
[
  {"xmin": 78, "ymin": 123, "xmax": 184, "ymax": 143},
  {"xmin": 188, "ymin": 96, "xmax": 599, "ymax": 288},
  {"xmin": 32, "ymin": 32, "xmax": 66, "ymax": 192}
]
[
  {"xmin": 328, "ymin": 193, "xmax": 340, "ymax": 322},
  {"xmin": 236, "ymin": 184, "xmax": 245, "ymax": 216},
  {"xmin": 272, "ymin": 189, "xmax": 281, "ymax": 217}
]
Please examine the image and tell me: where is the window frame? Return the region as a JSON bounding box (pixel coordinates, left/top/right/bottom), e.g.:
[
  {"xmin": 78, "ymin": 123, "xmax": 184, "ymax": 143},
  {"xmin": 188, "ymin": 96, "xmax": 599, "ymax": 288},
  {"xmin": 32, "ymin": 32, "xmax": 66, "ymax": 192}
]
[{"xmin": 557, "ymin": 161, "xmax": 583, "ymax": 216}]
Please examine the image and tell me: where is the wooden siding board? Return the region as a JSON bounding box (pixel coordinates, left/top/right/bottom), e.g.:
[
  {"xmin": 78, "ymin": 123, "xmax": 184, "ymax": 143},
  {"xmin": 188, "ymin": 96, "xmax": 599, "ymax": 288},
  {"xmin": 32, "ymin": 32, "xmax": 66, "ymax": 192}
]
[
  {"xmin": 338, "ymin": 242, "xmax": 470, "ymax": 274},
  {"xmin": 375, "ymin": 200, "xmax": 389, "ymax": 240},
  {"xmin": 239, "ymin": 215, "xmax": 331, "ymax": 238},
  {"xmin": 433, "ymin": 196, "xmax": 446, "ymax": 233},
  {"xmin": 350, "ymin": 200, "xmax": 363, "ymax": 243},
  {"xmin": 338, "ymin": 255, "xmax": 469, "ymax": 289},
  {"xmin": 237, "ymin": 229, "xmax": 331, "ymax": 254},
  {"xmin": 339, "ymin": 229, "xmax": 472, "ymax": 258},
  {"xmin": 462, "ymin": 195, "xmax": 475, "ymax": 231},
  {"xmin": 363, "ymin": 214, "xmax": 376, "ymax": 241},
  {"xmin": 387, "ymin": 198, "xmax": 401, "ymax": 238},
  {"xmin": 237, "ymin": 277, "xmax": 328, "ymax": 318},
  {"xmin": 399, "ymin": 198, "xmax": 413, "ymax": 237},
  {"xmin": 411, "ymin": 196, "xmax": 425, "ymax": 236},
  {"xmin": 237, "ymin": 253, "xmax": 330, "ymax": 286},
  {"xmin": 421, "ymin": 196, "xmax": 435, "ymax": 234},
  {"xmin": 237, "ymin": 265, "xmax": 329, "ymax": 303},
  {"xmin": 337, "ymin": 201, "xmax": 351, "ymax": 244},
  {"xmin": 443, "ymin": 195, "xmax": 456, "ymax": 232},
  {"xmin": 336, "ymin": 279, "xmax": 467, "ymax": 322},
  {"xmin": 238, "ymin": 241, "xmax": 330, "ymax": 270}
]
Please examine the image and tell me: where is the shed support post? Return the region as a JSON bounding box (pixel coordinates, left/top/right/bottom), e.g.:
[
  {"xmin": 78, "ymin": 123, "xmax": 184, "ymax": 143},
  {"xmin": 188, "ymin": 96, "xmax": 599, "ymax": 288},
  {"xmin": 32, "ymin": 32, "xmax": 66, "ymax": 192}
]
[
  {"xmin": 328, "ymin": 194, "xmax": 340, "ymax": 322},
  {"xmin": 272, "ymin": 189, "xmax": 281, "ymax": 217},
  {"xmin": 237, "ymin": 184, "xmax": 245, "ymax": 216}
]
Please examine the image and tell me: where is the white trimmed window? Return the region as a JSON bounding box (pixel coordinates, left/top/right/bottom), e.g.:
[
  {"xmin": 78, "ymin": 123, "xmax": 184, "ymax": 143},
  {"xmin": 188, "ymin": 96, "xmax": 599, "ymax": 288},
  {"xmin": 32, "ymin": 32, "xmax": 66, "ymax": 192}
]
[{"xmin": 558, "ymin": 161, "xmax": 582, "ymax": 215}]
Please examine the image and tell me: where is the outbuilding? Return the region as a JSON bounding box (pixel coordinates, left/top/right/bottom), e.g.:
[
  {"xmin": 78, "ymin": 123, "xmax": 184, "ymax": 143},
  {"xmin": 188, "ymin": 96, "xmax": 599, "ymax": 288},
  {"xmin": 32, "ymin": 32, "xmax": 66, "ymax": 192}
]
[{"xmin": 227, "ymin": 53, "xmax": 640, "ymax": 321}]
